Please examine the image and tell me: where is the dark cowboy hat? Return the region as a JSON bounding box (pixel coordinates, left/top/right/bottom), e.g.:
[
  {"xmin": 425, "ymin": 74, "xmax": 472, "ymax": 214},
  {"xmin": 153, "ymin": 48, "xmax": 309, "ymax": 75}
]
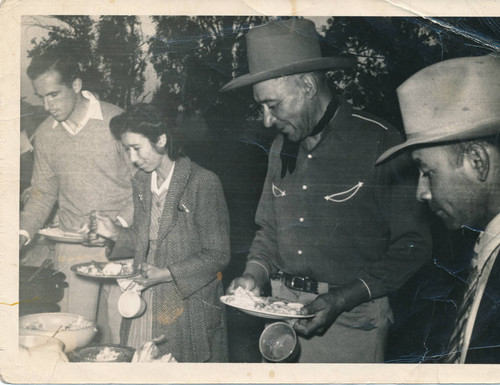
[
  {"xmin": 376, "ymin": 55, "xmax": 500, "ymax": 165},
  {"xmin": 220, "ymin": 18, "xmax": 355, "ymax": 92}
]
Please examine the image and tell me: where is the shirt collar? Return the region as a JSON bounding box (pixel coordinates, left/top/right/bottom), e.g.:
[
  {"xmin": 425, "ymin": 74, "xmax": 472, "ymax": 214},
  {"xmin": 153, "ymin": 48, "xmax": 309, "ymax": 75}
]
[
  {"xmin": 151, "ymin": 162, "xmax": 176, "ymax": 196},
  {"xmin": 52, "ymin": 90, "xmax": 104, "ymax": 129},
  {"xmin": 472, "ymin": 213, "xmax": 500, "ymax": 269}
]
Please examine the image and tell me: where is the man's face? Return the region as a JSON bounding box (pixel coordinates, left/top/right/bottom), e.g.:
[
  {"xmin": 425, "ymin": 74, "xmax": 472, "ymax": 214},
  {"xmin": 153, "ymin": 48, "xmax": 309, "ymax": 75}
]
[
  {"xmin": 412, "ymin": 145, "xmax": 482, "ymax": 230},
  {"xmin": 253, "ymin": 76, "xmax": 312, "ymax": 142},
  {"xmin": 32, "ymin": 70, "xmax": 79, "ymax": 122}
]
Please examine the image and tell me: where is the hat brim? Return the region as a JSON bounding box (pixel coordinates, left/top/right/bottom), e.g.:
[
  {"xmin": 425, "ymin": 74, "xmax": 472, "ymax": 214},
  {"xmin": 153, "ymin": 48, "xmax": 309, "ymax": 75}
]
[
  {"xmin": 375, "ymin": 119, "xmax": 500, "ymax": 165},
  {"xmin": 220, "ymin": 57, "xmax": 355, "ymax": 92}
]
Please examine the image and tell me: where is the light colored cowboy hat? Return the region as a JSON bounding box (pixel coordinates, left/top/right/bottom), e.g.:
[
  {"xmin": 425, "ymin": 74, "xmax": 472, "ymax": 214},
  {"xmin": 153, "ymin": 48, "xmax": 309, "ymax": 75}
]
[
  {"xmin": 220, "ymin": 18, "xmax": 355, "ymax": 92},
  {"xmin": 376, "ymin": 54, "xmax": 500, "ymax": 164}
]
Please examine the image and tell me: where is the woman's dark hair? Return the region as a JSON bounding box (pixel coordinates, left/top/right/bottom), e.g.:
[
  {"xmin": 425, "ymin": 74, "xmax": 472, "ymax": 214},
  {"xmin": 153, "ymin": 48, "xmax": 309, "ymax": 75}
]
[
  {"xmin": 27, "ymin": 46, "xmax": 81, "ymax": 85},
  {"xmin": 110, "ymin": 103, "xmax": 184, "ymax": 161}
]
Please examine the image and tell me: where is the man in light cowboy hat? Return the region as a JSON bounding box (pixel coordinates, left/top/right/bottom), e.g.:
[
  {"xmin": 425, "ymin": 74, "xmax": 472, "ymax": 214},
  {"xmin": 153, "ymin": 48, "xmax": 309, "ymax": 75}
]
[
  {"xmin": 223, "ymin": 18, "xmax": 431, "ymax": 362},
  {"xmin": 377, "ymin": 54, "xmax": 500, "ymax": 363}
]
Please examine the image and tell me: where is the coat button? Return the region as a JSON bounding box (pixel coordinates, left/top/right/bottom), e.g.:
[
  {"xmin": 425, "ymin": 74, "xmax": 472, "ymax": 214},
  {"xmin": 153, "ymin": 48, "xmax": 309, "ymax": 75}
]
[
  {"xmin": 302, "ymin": 185, "xmax": 307, "ymax": 190},
  {"xmin": 297, "ymin": 250, "xmax": 303, "ymax": 255},
  {"xmin": 299, "ymin": 218, "xmax": 304, "ymax": 222},
  {"xmin": 307, "ymin": 154, "xmax": 312, "ymax": 159}
]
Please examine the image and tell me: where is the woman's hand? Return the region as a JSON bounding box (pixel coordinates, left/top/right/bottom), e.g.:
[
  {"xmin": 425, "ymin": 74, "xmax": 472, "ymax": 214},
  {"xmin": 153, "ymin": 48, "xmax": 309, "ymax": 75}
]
[
  {"xmin": 132, "ymin": 263, "xmax": 173, "ymax": 289},
  {"xmin": 93, "ymin": 212, "xmax": 121, "ymax": 242}
]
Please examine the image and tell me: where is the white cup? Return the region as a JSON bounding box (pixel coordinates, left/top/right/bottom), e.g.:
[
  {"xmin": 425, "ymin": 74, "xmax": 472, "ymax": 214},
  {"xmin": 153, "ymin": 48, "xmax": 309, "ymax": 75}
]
[{"xmin": 118, "ymin": 291, "xmax": 147, "ymax": 318}]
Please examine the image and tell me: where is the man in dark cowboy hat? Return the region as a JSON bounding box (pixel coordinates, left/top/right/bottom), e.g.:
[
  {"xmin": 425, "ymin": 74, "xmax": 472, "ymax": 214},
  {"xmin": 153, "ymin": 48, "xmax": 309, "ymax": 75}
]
[
  {"xmin": 223, "ymin": 18, "xmax": 431, "ymax": 362},
  {"xmin": 377, "ymin": 55, "xmax": 500, "ymax": 363}
]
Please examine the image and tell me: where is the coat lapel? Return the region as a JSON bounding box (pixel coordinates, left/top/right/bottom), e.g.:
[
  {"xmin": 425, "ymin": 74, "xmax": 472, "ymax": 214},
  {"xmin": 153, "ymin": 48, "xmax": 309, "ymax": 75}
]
[
  {"xmin": 132, "ymin": 172, "xmax": 152, "ymax": 264},
  {"xmin": 156, "ymin": 157, "xmax": 192, "ymax": 243}
]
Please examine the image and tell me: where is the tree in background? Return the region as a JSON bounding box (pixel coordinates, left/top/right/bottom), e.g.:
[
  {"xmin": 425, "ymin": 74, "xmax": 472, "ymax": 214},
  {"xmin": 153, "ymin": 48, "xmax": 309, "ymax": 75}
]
[
  {"xmin": 149, "ymin": 16, "xmax": 270, "ymax": 124},
  {"xmin": 24, "ymin": 15, "xmax": 146, "ymax": 108},
  {"xmin": 321, "ymin": 17, "xmax": 499, "ymax": 128},
  {"xmin": 96, "ymin": 16, "xmax": 146, "ymax": 108},
  {"xmin": 25, "ymin": 16, "xmax": 102, "ymax": 97}
]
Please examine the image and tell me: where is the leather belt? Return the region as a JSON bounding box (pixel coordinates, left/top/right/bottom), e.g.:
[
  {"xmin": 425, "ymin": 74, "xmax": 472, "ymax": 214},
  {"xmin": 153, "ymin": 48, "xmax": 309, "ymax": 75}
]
[{"xmin": 270, "ymin": 272, "xmax": 329, "ymax": 294}]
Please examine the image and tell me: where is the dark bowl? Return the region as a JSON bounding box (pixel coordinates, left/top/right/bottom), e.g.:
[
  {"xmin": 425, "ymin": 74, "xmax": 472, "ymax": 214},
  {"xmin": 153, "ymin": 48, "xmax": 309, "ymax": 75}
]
[{"xmin": 70, "ymin": 344, "xmax": 135, "ymax": 362}]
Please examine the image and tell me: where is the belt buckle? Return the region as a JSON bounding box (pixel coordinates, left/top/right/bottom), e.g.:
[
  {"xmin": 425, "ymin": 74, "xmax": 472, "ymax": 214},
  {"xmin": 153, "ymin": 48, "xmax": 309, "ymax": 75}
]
[{"xmin": 285, "ymin": 275, "xmax": 319, "ymax": 294}]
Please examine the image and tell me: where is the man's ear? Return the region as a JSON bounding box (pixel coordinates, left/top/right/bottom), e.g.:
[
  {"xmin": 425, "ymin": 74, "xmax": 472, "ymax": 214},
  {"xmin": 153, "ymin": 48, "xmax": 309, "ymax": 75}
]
[
  {"xmin": 464, "ymin": 143, "xmax": 490, "ymax": 182},
  {"xmin": 72, "ymin": 78, "xmax": 83, "ymax": 93},
  {"xmin": 300, "ymin": 73, "xmax": 318, "ymax": 99}
]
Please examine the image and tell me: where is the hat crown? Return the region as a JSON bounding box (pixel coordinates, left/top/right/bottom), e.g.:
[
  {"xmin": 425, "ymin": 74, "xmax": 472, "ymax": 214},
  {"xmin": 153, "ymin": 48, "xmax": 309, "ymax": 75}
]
[
  {"xmin": 398, "ymin": 55, "xmax": 500, "ymax": 140},
  {"xmin": 376, "ymin": 55, "xmax": 500, "ymax": 164},
  {"xmin": 220, "ymin": 18, "xmax": 355, "ymax": 92},
  {"xmin": 247, "ymin": 19, "xmax": 322, "ymax": 74}
]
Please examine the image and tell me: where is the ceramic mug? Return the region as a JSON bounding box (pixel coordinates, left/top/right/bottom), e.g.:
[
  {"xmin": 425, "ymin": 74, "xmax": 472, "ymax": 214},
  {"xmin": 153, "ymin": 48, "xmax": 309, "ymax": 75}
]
[
  {"xmin": 259, "ymin": 321, "xmax": 299, "ymax": 362},
  {"xmin": 118, "ymin": 291, "xmax": 147, "ymax": 318}
]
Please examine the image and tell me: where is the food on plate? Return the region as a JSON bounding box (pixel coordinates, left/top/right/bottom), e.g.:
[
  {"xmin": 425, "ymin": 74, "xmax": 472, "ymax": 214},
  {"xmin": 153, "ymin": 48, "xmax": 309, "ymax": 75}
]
[
  {"xmin": 221, "ymin": 287, "xmax": 304, "ymax": 316},
  {"xmin": 76, "ymin": 261, "xmax": 135, "ymax": 277},
  {"xmin": 24, "ymin": 315, "xmax": 93, "ymax": 331},
  {"xmin": 102, "ymin": 262, "xmax": 123, "ymax": 276},
  {"xmin": 95, "ymin": 346, "xmax": 121, "ymax": 361}
]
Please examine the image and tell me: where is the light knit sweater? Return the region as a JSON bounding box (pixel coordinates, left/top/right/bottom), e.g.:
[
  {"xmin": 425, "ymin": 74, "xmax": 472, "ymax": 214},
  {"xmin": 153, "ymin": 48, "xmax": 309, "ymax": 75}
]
[{"xmin": 21, "ymin": 101, "xmax": 134, "ymax": 237}]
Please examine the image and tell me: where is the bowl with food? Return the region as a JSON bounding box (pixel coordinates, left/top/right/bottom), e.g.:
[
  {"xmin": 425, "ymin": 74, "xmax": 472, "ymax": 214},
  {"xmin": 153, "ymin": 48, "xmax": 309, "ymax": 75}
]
[
  {"xmin": 19, "ymin": 312, "xmax": 98, "ymax": 352},
  {"xmin": 70, "ymin": 344, "xmax": 136, "ymax": 362}
]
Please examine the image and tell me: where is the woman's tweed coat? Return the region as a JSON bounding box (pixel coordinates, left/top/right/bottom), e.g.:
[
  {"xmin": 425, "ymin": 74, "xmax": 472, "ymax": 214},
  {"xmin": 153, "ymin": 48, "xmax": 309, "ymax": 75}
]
[{"xmin": 110, "ymin": 156, "xmax": 230, "ymax": 362}]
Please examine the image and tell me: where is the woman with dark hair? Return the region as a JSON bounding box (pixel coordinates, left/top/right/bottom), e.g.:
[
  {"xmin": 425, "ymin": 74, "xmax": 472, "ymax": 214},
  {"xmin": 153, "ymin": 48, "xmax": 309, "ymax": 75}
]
[{"xmin": 95, "ymin": 103, "xmax": 230, "ymax": 362}]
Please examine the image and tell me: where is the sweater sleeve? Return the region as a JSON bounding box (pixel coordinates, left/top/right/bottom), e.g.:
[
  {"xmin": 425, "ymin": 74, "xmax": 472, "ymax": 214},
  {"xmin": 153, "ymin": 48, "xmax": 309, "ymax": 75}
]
[
  {"xmin": 114, "ymin": 139, "xmax": 137, "ymax": 226},
  {"xmin": 20, "ymin": 133, "xmax": 59, "ymax": 238},
  {"xmin": 168, "ymin": 171, "xmax": 231, "ymax": 299},
  {"xmin": 109, "ymin": 180, "xmax": 141, "ymax": 261},
  {"xmin": 358, "ymin": 154, "xmax": 432, "ymax": 298}
]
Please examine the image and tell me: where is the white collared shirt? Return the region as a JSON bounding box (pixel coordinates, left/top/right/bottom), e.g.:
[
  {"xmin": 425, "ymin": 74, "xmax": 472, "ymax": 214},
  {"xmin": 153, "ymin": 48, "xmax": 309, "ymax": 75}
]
[
  {"xmin": 459, "ymin": 213, "xmax": 500, "ymax": 363},
  {"xmin": 52, "ymin": 90, "xmax": 104, "ymax": 135},
  {"xmin": 151, "ymin": 162, "xmax": 175, "ymax": 196}
]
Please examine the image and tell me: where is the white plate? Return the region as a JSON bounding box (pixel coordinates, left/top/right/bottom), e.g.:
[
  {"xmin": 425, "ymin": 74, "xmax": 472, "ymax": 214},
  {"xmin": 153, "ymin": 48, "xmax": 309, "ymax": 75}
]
[
  {"xmin": 38, "ymin": 228, "xmax": 86, "ymax": 243},
  {"xmin": 220, "ymin": 296, "xmax": 314, "ymax": 320},
  {"xmin": 71, "ymin": 262, "xmax": 139, "ymax": 279}
]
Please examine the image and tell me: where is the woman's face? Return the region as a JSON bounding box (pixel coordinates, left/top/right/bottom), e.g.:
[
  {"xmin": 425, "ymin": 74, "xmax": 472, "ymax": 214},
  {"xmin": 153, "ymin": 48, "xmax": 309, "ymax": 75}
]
[{"xmin": 121, "ymin": 132, "xmax": 165, "ymax": 172}]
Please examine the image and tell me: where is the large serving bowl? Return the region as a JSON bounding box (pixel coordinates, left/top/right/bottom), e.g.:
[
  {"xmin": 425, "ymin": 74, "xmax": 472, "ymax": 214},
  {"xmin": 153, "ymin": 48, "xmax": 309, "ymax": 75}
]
[
  {"xmin": 19, "ymin": 312, "xmax": 97, "ymax": 353},
  {"xmin": 70, "ymin": 344, "xmax": 136, "ymax": 362}
]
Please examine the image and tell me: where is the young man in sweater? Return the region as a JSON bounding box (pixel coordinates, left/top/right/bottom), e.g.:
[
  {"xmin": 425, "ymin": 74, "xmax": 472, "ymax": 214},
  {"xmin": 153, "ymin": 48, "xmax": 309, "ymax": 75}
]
[{"xmin": 19, "ymin": 47, "xmax": 134, "ymax": 342}]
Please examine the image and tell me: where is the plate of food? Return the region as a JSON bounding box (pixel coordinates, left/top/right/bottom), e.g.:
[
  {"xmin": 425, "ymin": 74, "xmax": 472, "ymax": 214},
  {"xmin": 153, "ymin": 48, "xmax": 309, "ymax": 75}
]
[
  {"xmin": 70, "ymin": 344, "xmax": 136, "ymax": 362},
  {"xmin": 220, "ymin": 287, "xmax": 314, "ymax": 320},
  {"xmin": 38, "ymin": 227, "xmax": 86, "ymax": 243},
  {"xmin": 71, "ymin": 261, "xmax": 139, "ymax": 279}
]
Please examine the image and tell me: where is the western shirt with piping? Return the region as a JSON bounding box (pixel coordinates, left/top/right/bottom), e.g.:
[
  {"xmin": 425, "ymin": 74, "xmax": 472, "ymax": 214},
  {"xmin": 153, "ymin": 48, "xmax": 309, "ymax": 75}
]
[{"xmin": 244, "ymin": 98, "xmax": 432, "ymax": 299}]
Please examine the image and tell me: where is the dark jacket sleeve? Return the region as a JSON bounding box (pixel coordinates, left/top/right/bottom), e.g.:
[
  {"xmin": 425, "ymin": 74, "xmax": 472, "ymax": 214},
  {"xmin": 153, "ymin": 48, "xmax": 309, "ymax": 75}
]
[{"xmin": 359, "ymin": 151, "xmax": 433, "ymax": 298}]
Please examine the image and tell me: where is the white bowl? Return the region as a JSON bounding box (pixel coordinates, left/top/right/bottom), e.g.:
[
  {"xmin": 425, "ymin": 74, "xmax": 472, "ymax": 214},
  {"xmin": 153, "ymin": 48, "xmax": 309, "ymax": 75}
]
[
  {"xmin": 19, "ymin": 312, "xmax": 98, "ymax": 352},
  {"xmin": 19, "ymin": 334, "xmax": 66, "ymax": 351}
]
